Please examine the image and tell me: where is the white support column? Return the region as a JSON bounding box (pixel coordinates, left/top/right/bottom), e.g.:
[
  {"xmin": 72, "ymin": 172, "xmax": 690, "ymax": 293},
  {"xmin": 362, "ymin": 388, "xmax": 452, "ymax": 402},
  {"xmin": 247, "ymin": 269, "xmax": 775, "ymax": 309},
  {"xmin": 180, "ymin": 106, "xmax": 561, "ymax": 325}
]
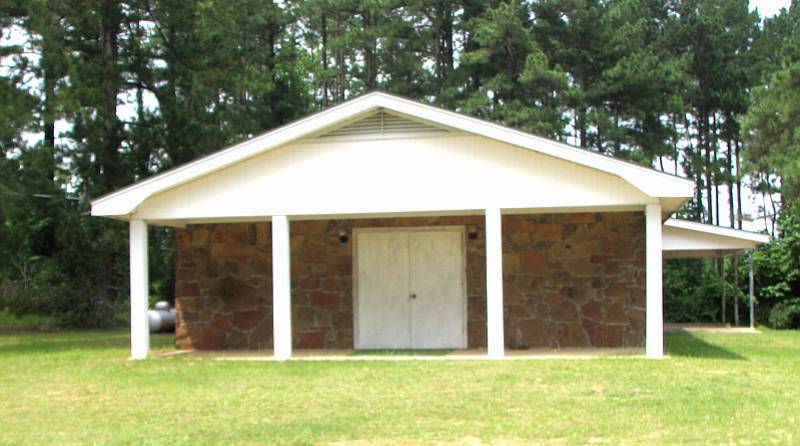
[
  {"xmin": 129, "ymin": 219, "xmax": 150, "ymax": 360},
  {"xmin": 749, "ymin": 250, "xmax": 756, "ymax": 329},
  {"xmin": 272, "ymin": 215, "xmax": 292, "ymax": 360},
  {"xmin": 721, "ymin": 260, "xmax": 727, "ymax": 325},
  {"xmin": 485, "ymin": 208, "xmax": 505, "ymax": 358},
  {"xmin": 645, "ymin": 204, "xmax": 664, "ymax": 359}
]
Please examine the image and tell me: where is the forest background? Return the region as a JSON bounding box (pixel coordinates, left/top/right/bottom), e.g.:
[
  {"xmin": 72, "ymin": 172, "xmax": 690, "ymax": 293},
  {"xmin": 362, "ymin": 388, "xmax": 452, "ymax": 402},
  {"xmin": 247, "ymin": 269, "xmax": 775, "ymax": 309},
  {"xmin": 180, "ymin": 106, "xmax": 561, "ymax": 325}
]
[{"xmin": 2, "ymin": 0, "xmax": 800, "ymax": 329}]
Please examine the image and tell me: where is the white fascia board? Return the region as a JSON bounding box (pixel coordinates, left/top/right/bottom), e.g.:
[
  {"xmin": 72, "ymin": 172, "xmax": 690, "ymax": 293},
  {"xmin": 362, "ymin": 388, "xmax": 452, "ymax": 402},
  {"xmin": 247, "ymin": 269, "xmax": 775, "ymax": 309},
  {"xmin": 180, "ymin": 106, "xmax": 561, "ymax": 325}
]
[
  {"xmin": 377, "ymin": 94, "xmax": 696, "ymax": 199},
  {"xmin": 92, "ymin": 92, "xmax": 695, "ymax": 218},
  {"xmin": 91, "ymin": 94, "xmax": 386, "ymax": 217},
  {"xmin": 664, "ymin": 219, "xmax": 771, "ymax": 244}
]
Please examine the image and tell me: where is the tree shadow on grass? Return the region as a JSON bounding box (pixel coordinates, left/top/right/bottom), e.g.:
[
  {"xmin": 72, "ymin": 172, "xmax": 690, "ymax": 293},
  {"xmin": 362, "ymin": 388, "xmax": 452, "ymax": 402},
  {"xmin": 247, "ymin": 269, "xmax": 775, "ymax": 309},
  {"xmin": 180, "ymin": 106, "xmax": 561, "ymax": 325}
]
[
  {"xmin": 0, "ymin": 331, "xmax": 174, "ymax": 356},
  {"xmin": 665, "ymin": 332, "xmax": 746, "ymax": 360}
]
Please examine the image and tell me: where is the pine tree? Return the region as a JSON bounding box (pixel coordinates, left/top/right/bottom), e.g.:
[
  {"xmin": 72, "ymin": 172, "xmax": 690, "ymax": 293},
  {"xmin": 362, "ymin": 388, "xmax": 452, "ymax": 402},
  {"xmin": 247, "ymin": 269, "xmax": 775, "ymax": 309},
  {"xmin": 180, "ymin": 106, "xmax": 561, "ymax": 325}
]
[{"xmin": 458, "ymin": 0, "xmax": 567, "ymax": 138}]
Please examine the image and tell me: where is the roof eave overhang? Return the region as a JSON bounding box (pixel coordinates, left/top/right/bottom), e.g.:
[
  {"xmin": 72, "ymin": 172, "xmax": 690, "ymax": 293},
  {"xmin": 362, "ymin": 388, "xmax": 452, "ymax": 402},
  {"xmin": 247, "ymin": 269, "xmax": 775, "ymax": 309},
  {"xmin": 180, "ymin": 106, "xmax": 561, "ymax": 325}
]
[
  {"xmin": 91, "ymin": 94, "xmax": 387, "ymax": 217},
  {"xmin": 663, "ymin": 218, "xmax": 770, "ymax": 259},
  {"xmin": 91, "ymin": 92, "xmax": 695, "ymax": 219},
  {"xmin": 664, "ymin": 219, "xmax": 771, "ymax": 244}
]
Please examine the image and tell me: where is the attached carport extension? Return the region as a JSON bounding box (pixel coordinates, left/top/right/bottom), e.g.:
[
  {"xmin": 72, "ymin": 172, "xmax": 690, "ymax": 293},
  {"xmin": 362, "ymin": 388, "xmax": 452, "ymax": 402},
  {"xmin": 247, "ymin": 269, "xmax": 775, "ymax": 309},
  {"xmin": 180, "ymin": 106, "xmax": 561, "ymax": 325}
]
[
  {"xmin": 663, "ymin": 219, "xmax": 770, "ymax": 259},
  {"xmin": 662, "ymin": 218, "xmax": 771, "ymax": 328}
]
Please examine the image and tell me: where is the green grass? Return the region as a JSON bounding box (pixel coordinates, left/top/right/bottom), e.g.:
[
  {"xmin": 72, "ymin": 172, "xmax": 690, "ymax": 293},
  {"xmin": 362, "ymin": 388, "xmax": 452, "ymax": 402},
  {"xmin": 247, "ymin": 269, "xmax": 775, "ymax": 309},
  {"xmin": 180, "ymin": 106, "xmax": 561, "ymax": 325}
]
[
  {"xmin": 1, "ymin": 330, "xmax": 799, "ymax": 445},
  {"xmin": 351, "ymin": 349, "xmax": 453, "ymax": 356},
  {"xmin": 0, "ymin": 309, "xmax": 52, "ymax": 329}
]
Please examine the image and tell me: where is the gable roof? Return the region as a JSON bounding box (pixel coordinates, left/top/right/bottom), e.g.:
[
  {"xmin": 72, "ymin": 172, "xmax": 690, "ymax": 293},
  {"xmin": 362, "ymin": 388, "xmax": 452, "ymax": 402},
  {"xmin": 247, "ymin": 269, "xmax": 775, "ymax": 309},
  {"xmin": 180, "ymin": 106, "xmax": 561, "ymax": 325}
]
[{"xmin": 91, "ymin": 91, "xmax": 695, "ymax": 218}]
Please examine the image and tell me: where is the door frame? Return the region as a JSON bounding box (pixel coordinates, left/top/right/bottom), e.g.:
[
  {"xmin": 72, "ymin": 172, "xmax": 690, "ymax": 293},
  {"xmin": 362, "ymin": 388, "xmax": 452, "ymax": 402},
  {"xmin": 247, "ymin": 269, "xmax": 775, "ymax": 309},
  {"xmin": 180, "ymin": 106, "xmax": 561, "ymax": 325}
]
[{"xmin": 352, "ymin": 225, "xmax": 468, "ymax": 349}]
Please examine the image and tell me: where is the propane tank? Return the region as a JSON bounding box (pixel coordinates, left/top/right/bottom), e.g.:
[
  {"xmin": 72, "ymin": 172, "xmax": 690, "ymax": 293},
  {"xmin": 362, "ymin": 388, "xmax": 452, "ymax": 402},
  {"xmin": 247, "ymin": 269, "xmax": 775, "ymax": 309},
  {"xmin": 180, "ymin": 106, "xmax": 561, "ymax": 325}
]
[{"xmin": 148, "ymin": 301, "xmax": 176, "ymax": 333}]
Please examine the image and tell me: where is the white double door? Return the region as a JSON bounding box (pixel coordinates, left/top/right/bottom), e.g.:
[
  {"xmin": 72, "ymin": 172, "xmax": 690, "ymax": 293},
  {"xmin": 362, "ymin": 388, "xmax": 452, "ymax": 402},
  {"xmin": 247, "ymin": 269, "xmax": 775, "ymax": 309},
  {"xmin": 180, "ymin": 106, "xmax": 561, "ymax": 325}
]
[{"xmin": 355, "ymin": 228, "xmax": 466, "ymax": 349}]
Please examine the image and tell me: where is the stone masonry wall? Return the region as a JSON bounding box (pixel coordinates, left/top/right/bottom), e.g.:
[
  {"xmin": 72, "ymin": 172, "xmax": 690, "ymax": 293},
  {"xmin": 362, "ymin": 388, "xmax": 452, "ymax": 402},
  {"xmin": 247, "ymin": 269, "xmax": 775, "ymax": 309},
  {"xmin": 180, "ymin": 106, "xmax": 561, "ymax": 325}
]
[
  {"xmin": 175, "ymin": 216, "xmax": 485, "ymax": 350},
  {"xmin": 174, "ymin": 212, "xmax": 644, "ymax": 350},
  {"xmin": 174, "ymin": 223, "xmax": 273, "ymax": 349},
  {"xmin": 502, "ymin": 212, "xmax": 645, "ymax": 348}
]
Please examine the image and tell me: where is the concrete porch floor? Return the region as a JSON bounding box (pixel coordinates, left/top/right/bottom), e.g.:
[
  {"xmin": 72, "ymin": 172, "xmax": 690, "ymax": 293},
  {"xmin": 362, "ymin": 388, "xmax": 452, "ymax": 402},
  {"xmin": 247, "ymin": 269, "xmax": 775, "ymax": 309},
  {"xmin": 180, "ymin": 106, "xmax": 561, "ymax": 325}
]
[{"xmin": 156, "ymin": 347, "xmax": 644, "ymax": 361}]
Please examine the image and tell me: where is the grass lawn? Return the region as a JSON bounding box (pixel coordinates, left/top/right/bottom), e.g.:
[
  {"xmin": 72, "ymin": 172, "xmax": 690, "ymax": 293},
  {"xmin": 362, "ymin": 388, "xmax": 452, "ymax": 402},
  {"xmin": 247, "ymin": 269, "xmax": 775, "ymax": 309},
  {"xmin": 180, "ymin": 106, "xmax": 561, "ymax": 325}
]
[
  {"xmin": 0, "ymin": 309, "xmax": 52, "ymax": 329},
  {"xmin": 1, "ymin": 329, "xmax": 798, "ymax": 445}
]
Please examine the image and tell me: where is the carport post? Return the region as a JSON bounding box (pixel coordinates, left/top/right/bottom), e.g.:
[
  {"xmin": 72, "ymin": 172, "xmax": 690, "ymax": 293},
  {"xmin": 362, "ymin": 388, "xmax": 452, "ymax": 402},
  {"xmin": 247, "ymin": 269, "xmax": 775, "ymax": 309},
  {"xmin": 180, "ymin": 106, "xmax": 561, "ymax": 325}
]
[
  {"xmin": 645, "ymin": 204, "xmax": 664, "ymax": 359},
  {"xmin": 272, "ymin": 215, "xmax": 292, "ymax": 360},
  {"xmin": 721, "ymin": 260, "xmax": 726, "ymax": 325},
  {"xmin": 485, "ymin": 208, "xmax": 505, "ymax": 358},
  {"xmin": 749, "ymin": 250, "xmax": 755, "ymax": 329},
  {"xmin": 129, "ymin": 219, "xmax": 150, "ymax": 360}
]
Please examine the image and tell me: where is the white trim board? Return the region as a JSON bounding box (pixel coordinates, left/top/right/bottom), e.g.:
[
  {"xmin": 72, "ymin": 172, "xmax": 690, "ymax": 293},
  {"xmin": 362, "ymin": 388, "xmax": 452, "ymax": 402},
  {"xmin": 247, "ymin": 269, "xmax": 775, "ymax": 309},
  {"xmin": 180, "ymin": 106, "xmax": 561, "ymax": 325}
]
[
  {"xmin": 663, "ymin": 219, "xmax": 770, "ymax": 258},
  {"xmin": 145, "ymin": 204, "xmax": 652, "ymax": 228},
  {"xmin": 664, "ymin": 219, "xmax": 770, "ymax": 244}
]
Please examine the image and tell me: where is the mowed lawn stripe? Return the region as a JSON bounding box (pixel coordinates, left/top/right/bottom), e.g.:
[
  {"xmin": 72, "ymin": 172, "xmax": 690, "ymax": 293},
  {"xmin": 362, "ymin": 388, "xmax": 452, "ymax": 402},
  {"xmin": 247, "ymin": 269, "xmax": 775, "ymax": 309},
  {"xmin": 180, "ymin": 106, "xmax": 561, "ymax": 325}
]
[{"xmin": 0, "ymin": 330, "xmax": 798, "ymax": 445}]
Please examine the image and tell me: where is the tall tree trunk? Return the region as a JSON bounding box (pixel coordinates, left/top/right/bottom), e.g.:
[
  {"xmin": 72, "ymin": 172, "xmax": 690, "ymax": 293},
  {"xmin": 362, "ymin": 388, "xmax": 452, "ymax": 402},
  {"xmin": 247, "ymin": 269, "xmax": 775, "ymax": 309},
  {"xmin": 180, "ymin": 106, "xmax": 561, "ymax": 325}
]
[
  {"xmin": 685, "ymin": 115, "xmax": 703, "ymax": 222},
  {"xmin": 672, "ymin": 114, "xmax": 680, "ymax": 175},
  {"xmin": 321, "ymin": 12, "xmax": 329, "ymax": 106},
  {"xmin": 40, "ymin": 11, "xmax": 61, "ymax": 186},
  {"xmin": 703, "ymin": 114, "xmax": 714, "ymax": 224},
  {"xmin": 768, "ymin": 192, "xmax": 778, "ymax": 236},
  {"xmin": 713, "ymin": 148, "xmax": 720, "ymax": 226},
  {"xmin": 577, "ymin": 106, "xmax": 587, "ymax": 148},
  {"xmin": 363, "ymin": 11, "xmax": 377, "ymax": 90},
  {"xmin": 612, "ymin": 109, "xmax": 620, "ymax": 156},
  {"xmin": 711, "ymin": 115, "xmax": 719, "ymax": 225},
  {"xmin": 726, "ymin": 138, "xmax": 735, "ymax": 228},
  {"xmin": 135, "ymin": 83, "xmax": 150, "ymax": 178},
  {"xmin": 335, "ymin": 13, "xmax": 346, "ymax": 102},
  {"xmin": 735, "ymin": 139, "xmax": 743, "ymax": 229},
  {"xmin": 434, "ymin": 1, "xmax": 454, "ymax": 89},
  {"xmin": 43, "ymin": 73, "xmax": 56, "ymax": 158},
  {"xmin": 99, "ymin": 0, "xmax": 122, "ymax": 192}
]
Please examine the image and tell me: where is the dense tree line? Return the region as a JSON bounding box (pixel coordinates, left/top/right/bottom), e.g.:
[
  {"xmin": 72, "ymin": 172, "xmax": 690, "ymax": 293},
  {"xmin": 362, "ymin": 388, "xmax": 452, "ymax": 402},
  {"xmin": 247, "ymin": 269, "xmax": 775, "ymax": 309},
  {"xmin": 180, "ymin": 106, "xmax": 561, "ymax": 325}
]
[{"xmin": 0, "ymin": 0, "xmax": 798, "ymax": 327}]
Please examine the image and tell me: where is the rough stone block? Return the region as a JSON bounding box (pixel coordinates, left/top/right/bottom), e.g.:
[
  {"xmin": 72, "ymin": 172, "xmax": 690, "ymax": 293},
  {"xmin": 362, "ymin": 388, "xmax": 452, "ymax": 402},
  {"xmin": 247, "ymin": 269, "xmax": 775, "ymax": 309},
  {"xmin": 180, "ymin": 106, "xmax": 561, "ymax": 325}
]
[
  {"xmin": 520, "ymin": 251, "xmax": 546, "ymax": 273},
  {"xmin": 310, "ymin": 291, "xmax": 340, "ymax": 310},
  {"xmin": 296, "ymin": 331, "xmax": 326, "ymax": 349},
  {"xmin": 232, "ymin": 309, "xmax": 263, "ymax": 331},
  {"xmin": 192, "ymin": 228, "xmax": 209, "ymax": 247},
  {"xmin": 566, "ymin": 213, "xmax": 596, "ymax": 224},
  {"xmin": 533, "ymin": 224, "xmax": 564, "ymax": 241}
]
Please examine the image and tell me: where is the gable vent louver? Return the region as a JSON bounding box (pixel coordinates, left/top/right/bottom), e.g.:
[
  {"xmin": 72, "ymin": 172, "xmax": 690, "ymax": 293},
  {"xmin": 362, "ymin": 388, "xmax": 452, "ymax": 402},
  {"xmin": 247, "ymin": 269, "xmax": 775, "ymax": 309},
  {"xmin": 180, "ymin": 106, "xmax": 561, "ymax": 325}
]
[{"xmin": 317, "ymin": 110, "xmax": 451, "ymax": 139}]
